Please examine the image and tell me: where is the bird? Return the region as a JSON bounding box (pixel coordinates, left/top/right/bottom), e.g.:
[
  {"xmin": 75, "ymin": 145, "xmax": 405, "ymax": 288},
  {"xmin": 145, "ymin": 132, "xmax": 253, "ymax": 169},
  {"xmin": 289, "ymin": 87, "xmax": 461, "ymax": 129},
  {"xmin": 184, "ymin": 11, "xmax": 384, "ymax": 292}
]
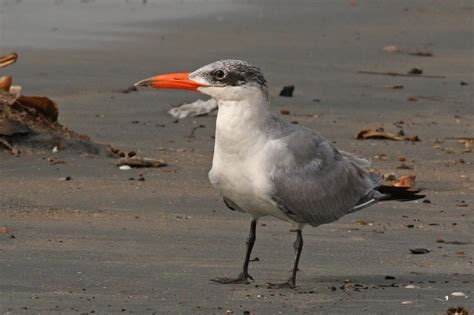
[{"xmin": 134, "ymin": 59, "xmax": 424, "ymax": 288}]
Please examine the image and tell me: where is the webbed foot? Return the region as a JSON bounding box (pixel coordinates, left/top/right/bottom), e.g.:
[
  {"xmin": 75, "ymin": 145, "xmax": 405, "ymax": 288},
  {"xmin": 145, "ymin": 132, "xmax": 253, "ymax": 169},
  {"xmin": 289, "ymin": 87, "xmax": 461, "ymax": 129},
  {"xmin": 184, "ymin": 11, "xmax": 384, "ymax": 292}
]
[
  {"xmin": 211, "ymin": 272, "xmax": 254, "ymax": 284},
  {"xmin": 267, "ymin": 278, "xmax": 296, "ymax": 289}
]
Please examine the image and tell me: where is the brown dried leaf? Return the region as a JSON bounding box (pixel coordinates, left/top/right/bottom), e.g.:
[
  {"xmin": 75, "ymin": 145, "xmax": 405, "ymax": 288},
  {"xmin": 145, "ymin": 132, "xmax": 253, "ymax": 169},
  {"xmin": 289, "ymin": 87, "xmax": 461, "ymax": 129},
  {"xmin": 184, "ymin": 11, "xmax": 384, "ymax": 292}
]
[
  {"xmin": 357, "ymin": 128, "xmax": 404, "ymax": 141},
  {"xmin": 0, "ymin": 52, "xmax": 17, "ymax": 68},
  {"xmin": 17, "ymin": 96, "xmax": 58, "ymax": 122},
  {"xmin": 0, "ymin": 76, "xmax": 12, "ymax": 91},
  {"xmin": 393, "ymin": 175, "xmax": 417, "ymax": 190},
  {"xmin": 357, "ymin": 128, "xmax": 420, "ymax": 142}
]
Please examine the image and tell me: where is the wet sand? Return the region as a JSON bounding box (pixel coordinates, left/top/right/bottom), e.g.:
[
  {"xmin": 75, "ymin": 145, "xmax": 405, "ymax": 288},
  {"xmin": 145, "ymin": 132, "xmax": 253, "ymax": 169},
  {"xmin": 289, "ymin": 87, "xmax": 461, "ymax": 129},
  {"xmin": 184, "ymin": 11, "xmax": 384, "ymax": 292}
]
[{"xmin": 1, "ymin": 0, "xmax": 473, "ymax": 313}]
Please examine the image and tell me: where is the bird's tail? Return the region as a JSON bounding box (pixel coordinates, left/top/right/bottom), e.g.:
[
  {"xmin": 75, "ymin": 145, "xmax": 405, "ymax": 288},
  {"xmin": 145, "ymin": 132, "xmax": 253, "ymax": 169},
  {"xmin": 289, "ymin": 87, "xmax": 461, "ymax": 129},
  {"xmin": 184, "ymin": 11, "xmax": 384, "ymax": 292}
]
[{"xmin": 376, "ymin": 185, "xmax": 425, "ymax": 202}]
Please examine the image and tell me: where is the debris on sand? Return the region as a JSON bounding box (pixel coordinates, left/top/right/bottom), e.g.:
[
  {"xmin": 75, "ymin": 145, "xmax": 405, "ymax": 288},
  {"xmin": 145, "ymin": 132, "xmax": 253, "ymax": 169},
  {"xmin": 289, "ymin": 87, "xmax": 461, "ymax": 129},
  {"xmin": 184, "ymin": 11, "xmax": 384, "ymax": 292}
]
[
  {"xmin": 409, "ymin": 248, "xmax": 430, "ymax": 255},
  {"xmin": 382, "ymin": 45, "xmax": 433, "ymax": 57},
  {"xmin": 447, "ymin": 306, "xmax": 469, "ymax": 315},
  {"xmin": 17, "ymin": 96, "xmax": 59, "ymax": 122},
  {"xmin": 455, "ymin": 200, "xmax": 468, "ymax": 208},
  {"xmin": 48, "ymin": 158, "xmax": 66, "ymax": 165},
  {"xmin": 356, "ymin": 127, "xmax": 420, "ymax": 142},
  {"xmin": 0, "ymin": 138, "xmax": 19, "ymax": 155},
  {"xmin": 168, "ymin": 98, "xmax": 217, "ymax": 119},
  {"xmin": 0, "ymin": 118, "xmax": 31, "ymax": 136},
  {"xmin": 0, "ymin": 53, "xmax": 17, "ymax": 92},
  {"xmin": 355, "ymin": 219, "xmax": 374, "ymax": 226},
  {"xmin": 121, "ymin": 86, "xmax": 138, "ymax": 94},
  {"xmin": 383, "ymin": 173, "xmax": 397, "ymax": 181},
  {"xmin": 357, "ymin": 70, "xmax": 445, "ymax": 79},
  {"xmin": 0, "ymin": 76, "xmax": 12, "ymax": 91},
  {"xmin": 117, "ymin": 156, "xmax": 167, "ymax": 168},
  {"xmin": 443, "ymin": 137, "xmax": 473, "ymax": 153},
  {"xmin": 444, "ymin": 240, "xmax": 468, "ymax": 245},
  {"xmin": 0, "ymin": 52, "xmax": 115, "ymax": 156},
  {"xmin": 0, "ymin": 52, "xmax": 17, "ymax": 68},
  {"xmin": 396, "ymin": 163, "xmax": 413, "ymax": 170},
  {"xmin": 393, "ymin": 175, "xmax": 417, "ymax": 190},
  {"xmin": 408, "ymin": 67, "xmax": 423, "ymax": 75},
  {"xmin": 1, "ymin": 90, "xmax": 113, "ymax": 155},
  {"xmin": 0, "ymin": 227, "xmax": 11, "ymax": 234},
  {"xmin": 374, "ymin": 153, "xmax": 388, "ymax": 161},
  {"xmin": 408, "ymin": 51, "xmax": 433, "ymax": 57},
  {"xmin": 385, "ymin": 84, "xmax": 404, "ymax": 89},
  {"xmin": 279, "ymin": 85, "xmax": 295, "ymax": 97},
  {"xmin": 383, "ymin": 45, "xmax": 400, "ymax": 53},
  {"xmin": 450, "ymin": 292, "xmax": 468, "ymax": 298}
]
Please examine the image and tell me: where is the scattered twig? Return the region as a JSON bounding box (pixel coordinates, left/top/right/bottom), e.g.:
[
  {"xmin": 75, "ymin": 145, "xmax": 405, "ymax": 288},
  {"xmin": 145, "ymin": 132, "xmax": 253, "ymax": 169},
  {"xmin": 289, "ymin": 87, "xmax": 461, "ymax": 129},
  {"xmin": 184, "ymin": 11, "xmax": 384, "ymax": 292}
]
[
  {"xmin": 357, "ymin": 128, "xmax": 420, "ymax": 142},
  {"xmin": 408, "ymin": 51, "xmax": 433, "ymax": 57},
  {"xmin": 357, "ymin": 70, "xmax": 446, "ymax": 79}
]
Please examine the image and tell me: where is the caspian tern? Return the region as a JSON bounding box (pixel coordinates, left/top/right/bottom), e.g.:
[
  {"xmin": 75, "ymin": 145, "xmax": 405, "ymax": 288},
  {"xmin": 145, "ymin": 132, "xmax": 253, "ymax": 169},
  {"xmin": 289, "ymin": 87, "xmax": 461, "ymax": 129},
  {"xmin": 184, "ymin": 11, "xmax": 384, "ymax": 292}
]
[{"xmin": 134, "ymin": 59, "xmax": 424, "ymax": 288}]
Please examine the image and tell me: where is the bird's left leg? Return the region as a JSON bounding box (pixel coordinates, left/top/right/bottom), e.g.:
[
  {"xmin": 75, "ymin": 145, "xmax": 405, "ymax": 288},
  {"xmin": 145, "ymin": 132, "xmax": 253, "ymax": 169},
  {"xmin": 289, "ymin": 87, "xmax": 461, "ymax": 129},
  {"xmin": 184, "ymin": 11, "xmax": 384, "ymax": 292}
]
[
  {"xmin": 210, "ymin": 219, "xmax": 257, "ymax": 284},
  {"xmin": 268, "ymin": 229, "xmax": 303, "ymax": 289}
]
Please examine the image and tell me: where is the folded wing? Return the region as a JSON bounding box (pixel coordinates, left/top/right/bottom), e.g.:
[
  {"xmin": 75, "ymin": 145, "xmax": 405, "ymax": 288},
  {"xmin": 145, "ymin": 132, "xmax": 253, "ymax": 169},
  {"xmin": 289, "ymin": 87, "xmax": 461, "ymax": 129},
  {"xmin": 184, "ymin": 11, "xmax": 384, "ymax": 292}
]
[{"xmin": 269, "ymin": 121, "xmax": 381, "ymax": 227}]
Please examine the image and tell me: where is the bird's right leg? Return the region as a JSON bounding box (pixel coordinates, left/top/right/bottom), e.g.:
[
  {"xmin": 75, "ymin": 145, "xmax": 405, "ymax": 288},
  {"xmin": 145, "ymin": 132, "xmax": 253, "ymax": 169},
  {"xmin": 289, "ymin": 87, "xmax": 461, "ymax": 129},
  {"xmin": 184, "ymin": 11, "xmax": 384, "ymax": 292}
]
[{"xmin": 211, "ymin": 219, "xmax": 257, "ymax": 284}]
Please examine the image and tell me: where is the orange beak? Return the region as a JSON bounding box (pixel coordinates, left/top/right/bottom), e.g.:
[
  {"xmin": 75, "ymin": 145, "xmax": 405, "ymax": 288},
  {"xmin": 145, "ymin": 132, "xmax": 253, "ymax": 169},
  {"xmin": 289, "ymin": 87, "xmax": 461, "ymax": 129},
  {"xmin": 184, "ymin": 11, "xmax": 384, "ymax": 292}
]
[{"xmin": 134, "ymin": 72, "xmax": 207, "ymax": 91}]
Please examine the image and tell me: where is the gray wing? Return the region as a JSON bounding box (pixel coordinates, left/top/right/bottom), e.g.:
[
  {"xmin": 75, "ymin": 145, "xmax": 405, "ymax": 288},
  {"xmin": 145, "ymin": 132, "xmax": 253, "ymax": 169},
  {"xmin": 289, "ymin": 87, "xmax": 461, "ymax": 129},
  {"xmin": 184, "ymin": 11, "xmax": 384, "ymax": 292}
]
[{"xmin": 266, "ymin": 115, "xmax": 381, "ymax": 227}]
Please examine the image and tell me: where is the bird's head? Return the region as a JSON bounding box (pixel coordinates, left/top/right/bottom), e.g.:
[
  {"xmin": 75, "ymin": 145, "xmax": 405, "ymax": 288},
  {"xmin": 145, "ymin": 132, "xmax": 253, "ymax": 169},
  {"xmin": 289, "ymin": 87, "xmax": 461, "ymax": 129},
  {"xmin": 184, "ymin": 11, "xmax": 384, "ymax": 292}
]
[{"xmin": 134, "ymin": 59, "xmax": 268, "ymax": 102}]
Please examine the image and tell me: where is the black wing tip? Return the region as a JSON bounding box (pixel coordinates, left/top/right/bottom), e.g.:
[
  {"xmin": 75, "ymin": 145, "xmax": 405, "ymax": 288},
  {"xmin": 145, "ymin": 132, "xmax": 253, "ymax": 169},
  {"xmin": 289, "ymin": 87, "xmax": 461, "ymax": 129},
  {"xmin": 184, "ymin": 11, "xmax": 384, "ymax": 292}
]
[{"xmin": 377, "ymin": 185, "xmax": 426, "ymax": 202}]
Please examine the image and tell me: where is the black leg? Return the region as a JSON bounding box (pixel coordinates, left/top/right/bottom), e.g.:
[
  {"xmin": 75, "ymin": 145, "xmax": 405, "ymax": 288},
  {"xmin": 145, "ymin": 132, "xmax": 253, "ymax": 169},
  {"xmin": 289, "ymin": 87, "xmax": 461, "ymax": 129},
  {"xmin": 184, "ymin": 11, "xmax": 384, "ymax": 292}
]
[
  {"xmin": 289, "ymin": 229, "xmax": 304, "ymax": 287},
  {"xmin": 268, "ymin": 229, "xmax": 303, "ymax": 289},
  {"xmin": 211, "ymin": 219, "xmax": 257, "ymax": 284}
]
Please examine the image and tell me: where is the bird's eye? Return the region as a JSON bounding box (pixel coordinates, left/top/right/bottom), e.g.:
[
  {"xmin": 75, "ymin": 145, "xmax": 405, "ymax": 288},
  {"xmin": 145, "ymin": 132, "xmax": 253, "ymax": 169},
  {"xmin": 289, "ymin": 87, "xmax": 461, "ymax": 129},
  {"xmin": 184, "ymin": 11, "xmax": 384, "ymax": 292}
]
[{"xmin": 214, "ymin": 69, "xmax": 226, "ymax": 80}]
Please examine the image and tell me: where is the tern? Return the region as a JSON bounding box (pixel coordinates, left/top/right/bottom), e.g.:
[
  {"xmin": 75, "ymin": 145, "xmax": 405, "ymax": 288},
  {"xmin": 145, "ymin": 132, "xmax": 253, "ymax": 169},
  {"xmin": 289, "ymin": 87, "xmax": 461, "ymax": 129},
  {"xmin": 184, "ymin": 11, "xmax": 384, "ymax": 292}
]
[{"xmin": 134, "ymin": 60, "xmax": 424, "ymax": 288}]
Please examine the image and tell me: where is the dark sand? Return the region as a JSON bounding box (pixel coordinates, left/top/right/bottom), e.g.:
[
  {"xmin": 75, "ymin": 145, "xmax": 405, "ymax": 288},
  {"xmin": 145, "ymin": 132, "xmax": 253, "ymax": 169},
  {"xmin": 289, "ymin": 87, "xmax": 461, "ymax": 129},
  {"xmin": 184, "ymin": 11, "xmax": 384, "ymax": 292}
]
[{"xmin": 1, "ymin": 0, "xmax": 473, "ymax": 313}]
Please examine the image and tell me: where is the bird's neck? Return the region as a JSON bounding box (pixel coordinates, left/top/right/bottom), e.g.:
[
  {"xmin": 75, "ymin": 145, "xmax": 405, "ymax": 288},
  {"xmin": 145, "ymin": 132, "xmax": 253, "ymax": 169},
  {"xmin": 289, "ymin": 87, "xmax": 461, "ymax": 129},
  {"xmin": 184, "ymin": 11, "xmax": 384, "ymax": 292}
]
[{"xmin": 214, "ymin": 95, "xmax": 269, "ymax": 156}]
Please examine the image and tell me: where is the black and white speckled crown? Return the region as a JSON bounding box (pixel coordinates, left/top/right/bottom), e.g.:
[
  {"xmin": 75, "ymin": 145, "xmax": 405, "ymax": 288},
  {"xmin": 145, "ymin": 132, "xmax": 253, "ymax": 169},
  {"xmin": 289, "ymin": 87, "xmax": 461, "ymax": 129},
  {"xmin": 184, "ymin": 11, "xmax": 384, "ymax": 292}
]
[{"xmin": 191, "ymin": 59, "xmax": 268, "ymax": 93}]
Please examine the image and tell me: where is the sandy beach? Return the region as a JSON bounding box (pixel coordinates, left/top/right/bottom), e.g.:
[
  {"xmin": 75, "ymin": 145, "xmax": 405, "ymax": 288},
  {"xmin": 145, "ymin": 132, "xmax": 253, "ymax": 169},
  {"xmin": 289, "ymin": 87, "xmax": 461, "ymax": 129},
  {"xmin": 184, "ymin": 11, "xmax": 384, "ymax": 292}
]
[{"xmin": 0, "ymin": 0, "xmax": 473, "ymax": 313}]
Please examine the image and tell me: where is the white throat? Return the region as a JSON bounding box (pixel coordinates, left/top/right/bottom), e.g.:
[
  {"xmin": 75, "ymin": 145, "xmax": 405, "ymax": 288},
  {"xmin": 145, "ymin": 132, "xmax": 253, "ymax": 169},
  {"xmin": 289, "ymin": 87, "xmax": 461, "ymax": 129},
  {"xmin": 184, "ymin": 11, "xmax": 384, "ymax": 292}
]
[{"xmin": 213, "ymin": 89, "xmax": 269, "ymax": 157}]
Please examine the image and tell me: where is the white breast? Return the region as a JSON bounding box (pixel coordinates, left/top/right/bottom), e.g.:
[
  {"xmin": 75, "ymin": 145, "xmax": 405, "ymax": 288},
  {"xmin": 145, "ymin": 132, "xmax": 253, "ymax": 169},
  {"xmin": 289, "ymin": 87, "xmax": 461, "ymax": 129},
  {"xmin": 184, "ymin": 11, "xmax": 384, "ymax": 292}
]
[{"xmin": 208, "ymin": 98, "xmax": 293, "ymax": 222}]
